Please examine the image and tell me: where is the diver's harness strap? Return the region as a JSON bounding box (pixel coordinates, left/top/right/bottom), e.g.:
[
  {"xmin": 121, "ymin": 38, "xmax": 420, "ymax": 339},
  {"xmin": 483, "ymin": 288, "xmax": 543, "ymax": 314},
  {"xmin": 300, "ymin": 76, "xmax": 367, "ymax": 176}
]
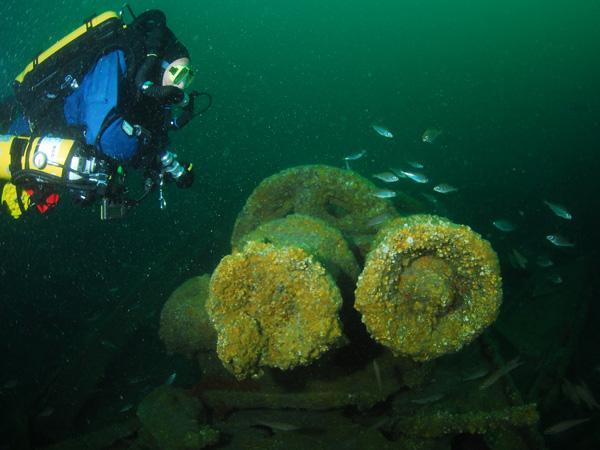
[
  {"xmin": 8, "ymin": 135, "xmax": 27, "ymax": 175},
  {"xmin": 14, "ymin": 185, "xmax": 27, "ymax": 215},
  {"xmin": 14, "ymin": 16, "xmax": 132, "ymax": 133}
]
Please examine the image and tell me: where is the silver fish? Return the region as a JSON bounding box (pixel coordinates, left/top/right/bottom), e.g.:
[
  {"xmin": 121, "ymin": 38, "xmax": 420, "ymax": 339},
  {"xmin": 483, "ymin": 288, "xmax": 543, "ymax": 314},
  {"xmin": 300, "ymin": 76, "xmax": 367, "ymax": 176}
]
[
  {"xmin": 344, "ymin": 149, "xmax": 367, "ymax": 161},
  {"xmin": 492, "ymin": 219, "xmax": 516, "ymax": 232},
  {"xmin": 165, "ymin": 372, "xmax": 177, "ymax": 385},
  {"xmin": 366, "ymin": 213, "xmax": 393, "ymax": 228},
  {"xmin": 433, "ymin": 183, "xmax": 458, "ymax": 194},
  {"xmin": 562, "ymin": 379, "xmax": 582, "ymax": 406},
  {"xmin": 399, "ymin": 170, "xmax": 428, "ymax": 184},
  {"xmin": 2, "ymin": 379, "xmax": 18, "ymax": 389},
  {"xmin": 547, "ymin": 273, "xmax": 563, "ymax": 284},
  {"xmin": 372, "ymin": 124, "xmax": 394, "ymax": 138},
  {"xmin": 372, "ymin": 172, "xmax": 399, "ymax": 183},
  {"xmin": 38, "ymin": 406, "xmax": 55, "ymax": 417},
  {"xmin": 373, "ymin": 360, "xmax": 382, "ymax": 392},
  {"xmin": 479, "ymin": 357, "xmax": 524, "ymax": 390},
  {"xmin": 575, "ymin": 380, "xmax": 600, "ymax": 410},
  {"xmin": 389, "ymin": 168, "xmax": 407, "ymax": 178},
  {"xmin": 510, "ymin": 249, "xmax": 528, "ymax": 270},
  {"xmin": 254, "ymin": 420, "xmax": 301, "ymax": 432},
  {"xmin": 421, "ymin": 193, "xmax": 438, "ymax": 204},
  {"xmin": 119, "ymin": 403, "xmax": 134, "ymax": 413},
  {"xmin": 536, "ymin": 255, "xmax": 554, "ymax": 268},
  {"xmin": 543, "ymin": 200, "xmax": 572, "ymax": 220},
  {"xmin": 543, "ymin": 418, "xmax": 590, "ymax": 435},
  {"xmin": 462, "ymin": 367, "xmax": 489, "ymax": 381},
  {"xmin": 371, "ymin": 189, "xmax": 396, "ymax": 199},
  {"xmin": 411, "ymin": 393, "xmax": 445, "ymax": 404},
  {"xmin": 546, "ymin": 234, "xmax": 574, "ymax": 247},
  {"xmin": 407, "ymin": 160, "xmax": 424, "ymax": 169},
  {"xmin": 422, "ymin": 128, "xmax": 442, "ymax": 144},
  {"xmin": 128, "ymin": 376, "xmax": 149, "ymax": 385},
  {"xmin": 101, "ymin": 339, "xmax": 118, "ymax": 350}
]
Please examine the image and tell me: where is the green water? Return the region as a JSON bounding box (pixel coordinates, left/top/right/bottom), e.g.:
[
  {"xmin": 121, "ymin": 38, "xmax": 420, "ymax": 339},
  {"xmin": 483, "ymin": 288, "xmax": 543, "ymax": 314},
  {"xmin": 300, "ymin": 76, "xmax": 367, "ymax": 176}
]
[{"xmin": 0, "ymin": 1, "xmax": 599, "ymax": 448}]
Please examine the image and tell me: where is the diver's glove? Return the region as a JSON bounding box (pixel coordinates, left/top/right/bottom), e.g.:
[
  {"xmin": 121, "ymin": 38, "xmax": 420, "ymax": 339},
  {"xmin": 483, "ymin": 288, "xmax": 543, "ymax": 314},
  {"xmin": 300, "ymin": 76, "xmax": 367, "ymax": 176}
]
[{"xmin": 175, "ymin": 162, "xmax": 194, "ymax": 189}]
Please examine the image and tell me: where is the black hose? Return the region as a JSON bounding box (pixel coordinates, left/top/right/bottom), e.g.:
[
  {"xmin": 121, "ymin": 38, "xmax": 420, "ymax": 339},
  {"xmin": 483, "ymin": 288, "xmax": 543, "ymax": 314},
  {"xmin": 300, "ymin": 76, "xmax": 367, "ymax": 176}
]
[
  {"xmin": 11, "ymin": 171, "xmax": 99, "ymax": 192},
  {"xmin": 192, "ymin": 92, "xmax": 212, "ymax": 115},
  {"xmin": 134, "ymin": 56, "xmax": 185, "ymax": 105},
  {"xmin": 134, "ymin": 55, "xmax": 158, "ymax": 90},
  {"xmin": 142, "ymin": 84, "xmax": 185, "ymax": 105}
]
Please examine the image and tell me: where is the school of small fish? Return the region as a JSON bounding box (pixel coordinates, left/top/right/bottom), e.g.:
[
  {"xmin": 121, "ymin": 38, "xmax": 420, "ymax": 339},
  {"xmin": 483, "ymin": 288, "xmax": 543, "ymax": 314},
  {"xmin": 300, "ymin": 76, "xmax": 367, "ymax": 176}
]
[{"xmin": 341, "ymin": 122, "xmax": 578, "ymax": 293}]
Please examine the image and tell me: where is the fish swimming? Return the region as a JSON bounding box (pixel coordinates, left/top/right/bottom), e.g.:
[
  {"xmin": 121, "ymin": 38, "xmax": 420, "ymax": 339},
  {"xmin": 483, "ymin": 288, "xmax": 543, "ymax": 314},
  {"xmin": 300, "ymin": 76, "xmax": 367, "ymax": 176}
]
[
  {"xmin": 536, "ymin": 255, "xmax": 554, "ymax": 268},
  {"xmin": 433, "ymin": 183, "xmax": 458, "ymax": 194},
  {"xmin": 119, "ymin": 404, "xmax": 134, "ymax": 413},
  {"xmin": 407, "ymin": 160, "xmax": 424, "ymax": 169},
  {"xmin": 562, "ymin": 379, "xmax": 582, "ymax": 406},
  {"xmin": 510, "ymin": 248, "xmax": 528, "ymax": 270},
  {"xmin": 479, "ymin": 357, "xmax": 524, "ymax": 390},
  {"xmin": 389, "ymin": 168, "xmax": 407, "ymax": 178},
  {"xmin": 492, "ymin": 219, "xmax": 516, "ymax": 232},
  {"xmin": 372, "ymin": 124, "xmax": 394, "ymax": 138},
  {"xmin": 371, "ymin": 189, "xmax": 397, "ymax": 199},
  {"xmin": 2, "ymin": 379, "xmax": 18, "ymax": 389},
  {"xmin": 38, "ymin": 406, "xmax": 55, "ymax": 418},
  {"xmin": 422, "ymin": 128, "xmax": 442, "ymax": 144},
  {"xmin": 547, "ymin": 273, "xmax": 563, "ymax": 284},
  {"xmin": 165, "ymin": 372, "xmax": 177, "ymax": 385},
  {"xmin": 372, "ymin": 172, "xmax": 399, "ymax": 183},
  {"xmin": 372, "ymin": 360, "xmax": 382, "ymax": 392},
  {"xmin": 543, "ymin": 200, "xmax": 572, "ymax": 220},
  {"xmin": 101, "ymin": 339, "xmax": 118, "ymax": 350},
  {"xmin": 575, "ymin": 380, "xmax": 600, "ymax": 410},
  {"xmin": 253, "ymin": 419, "xmax": 302, "ymax": 432},
  {"xmin": 461, "ymin": 367, "xmax": 489, "ymax": 381},
  {"xmin": 411, "ymin": 393, "xmax": 445, "ymax": 404},
  {"xmin": 543, "ymin": 418, "xmax": 590, "ymax": 435},
  {"xmin": 546, "ymin": 234, "xmax": 574, "ymax": 247},
  {"xmin": 344, "ymin": 150, "xmax": 367, "ymax": 161},
  {"xmin": 399, "ymin": 170, "xmax": 428, "ymax": 184},
  {"xmin": 421, "ymin": 193, "xmax": 438, "ymax": 204},
  {"xmin": 366, "ymin": 213, "xmax": 393, "ymax": 228}
]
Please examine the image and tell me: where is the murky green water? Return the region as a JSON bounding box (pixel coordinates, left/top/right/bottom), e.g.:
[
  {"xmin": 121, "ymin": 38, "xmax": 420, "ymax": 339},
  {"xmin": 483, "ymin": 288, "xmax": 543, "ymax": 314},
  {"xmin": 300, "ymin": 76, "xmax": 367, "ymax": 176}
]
[{"xmin": 0, "ymin": 1, "xmax": 599, "ymax": 448}]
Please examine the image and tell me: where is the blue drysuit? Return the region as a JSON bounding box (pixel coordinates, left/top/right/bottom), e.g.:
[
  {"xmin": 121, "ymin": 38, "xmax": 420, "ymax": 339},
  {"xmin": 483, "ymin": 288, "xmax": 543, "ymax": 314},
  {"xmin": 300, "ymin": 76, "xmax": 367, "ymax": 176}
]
[{"xmin": 63, "ymin": 50, "xmax": 140, "ymax": 161}]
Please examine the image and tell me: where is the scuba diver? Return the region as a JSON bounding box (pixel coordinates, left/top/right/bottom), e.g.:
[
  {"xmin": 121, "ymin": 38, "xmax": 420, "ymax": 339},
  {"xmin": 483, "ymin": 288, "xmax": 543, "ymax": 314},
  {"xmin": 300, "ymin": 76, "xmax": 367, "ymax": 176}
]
[{"xmin": 0, "ymin": 5, "xmax": 211, "ymax": 219}]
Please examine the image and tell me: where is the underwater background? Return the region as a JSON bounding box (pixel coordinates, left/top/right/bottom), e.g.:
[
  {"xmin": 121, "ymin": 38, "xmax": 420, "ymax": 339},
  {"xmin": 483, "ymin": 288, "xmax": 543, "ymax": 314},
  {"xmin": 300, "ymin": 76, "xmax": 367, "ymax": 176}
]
[{"xmin": 0, "ymin": 0, "xmax": 599, "ymax": 449}]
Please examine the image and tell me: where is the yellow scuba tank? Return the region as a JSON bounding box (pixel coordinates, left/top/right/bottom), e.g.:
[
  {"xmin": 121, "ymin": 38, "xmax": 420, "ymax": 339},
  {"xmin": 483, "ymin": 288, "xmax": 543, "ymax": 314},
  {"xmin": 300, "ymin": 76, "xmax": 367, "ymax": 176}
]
[
  {"xmin": 1, "ymin": 134, "xmax": 111, "ymax": 218},
  {"xmin": 0, "ymin": 135, "xmax": 13, "ymax": 181},
  {"xmin": 0, "ymin": 134, "xmax": 88, "ymax": 183}
]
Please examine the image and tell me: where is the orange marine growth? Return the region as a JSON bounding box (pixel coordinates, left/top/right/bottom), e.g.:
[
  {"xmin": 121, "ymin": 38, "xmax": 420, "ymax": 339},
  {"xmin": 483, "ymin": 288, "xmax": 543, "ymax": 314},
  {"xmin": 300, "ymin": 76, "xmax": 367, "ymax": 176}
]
[
  {"xmin": 206, "ymin": 241, "xmax": 345, "ymax": 379},
  {"xmin": 229, "ymin": 165, "xmax": 399, "ymax": 256},
  {"xmin": 233, "ymin": 214, "xmax": 360, "ymax": 282},
  {"xmin": 354, "ymin": 215, "xmax": 502, "ymax": 361}
]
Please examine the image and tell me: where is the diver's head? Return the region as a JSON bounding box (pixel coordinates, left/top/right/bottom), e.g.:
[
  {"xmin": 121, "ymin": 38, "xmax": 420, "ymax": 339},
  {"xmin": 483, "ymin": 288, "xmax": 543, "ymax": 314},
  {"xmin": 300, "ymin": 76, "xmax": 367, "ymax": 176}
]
[
  {"xmin": 160, "ymin": 33, "xmax": 193, "ymax": 90},
  {"xmin": 161, "ymin": 57, "xmax": 194, "ymax": 89}
]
